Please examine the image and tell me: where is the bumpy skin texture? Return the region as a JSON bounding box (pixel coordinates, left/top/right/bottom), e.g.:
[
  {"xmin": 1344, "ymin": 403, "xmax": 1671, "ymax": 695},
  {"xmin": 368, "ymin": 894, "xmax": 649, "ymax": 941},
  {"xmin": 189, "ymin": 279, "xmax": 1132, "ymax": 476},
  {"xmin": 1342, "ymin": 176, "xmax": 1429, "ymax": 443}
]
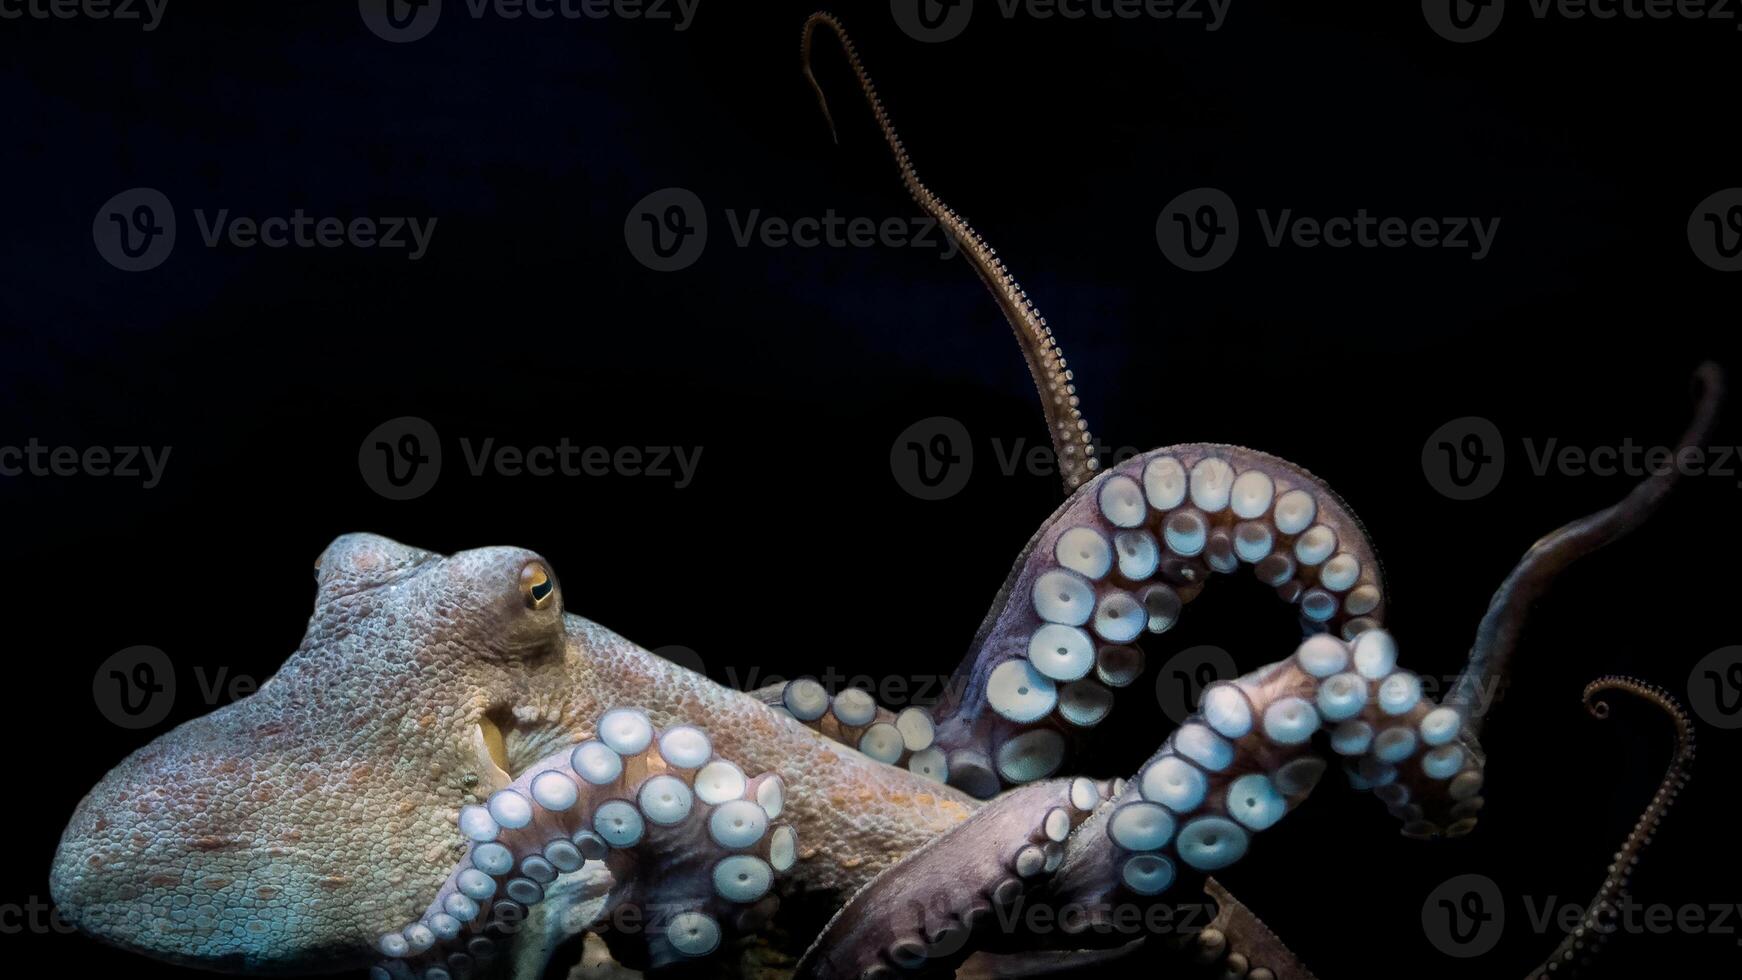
[
  {"xmin": 51, "ymin": 536, "xmax": 973, "ymax": 973},
  {"xmin": 50, "ymin": 13, "xmax": 1725, "ymax": 980}
]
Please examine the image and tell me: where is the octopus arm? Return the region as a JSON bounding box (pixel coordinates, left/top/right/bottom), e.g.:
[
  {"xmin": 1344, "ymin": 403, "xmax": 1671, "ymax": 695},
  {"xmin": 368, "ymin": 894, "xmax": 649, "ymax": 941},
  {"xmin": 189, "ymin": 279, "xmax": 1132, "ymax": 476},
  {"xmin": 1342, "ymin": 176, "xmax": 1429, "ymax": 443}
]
[
  {"xmin": 1452, "ymin": 362, "xmax": 1723, "ymax": 731},
  {"xmin": 369, "ymin": 709, "xmax": 798, "ymax": 979}
]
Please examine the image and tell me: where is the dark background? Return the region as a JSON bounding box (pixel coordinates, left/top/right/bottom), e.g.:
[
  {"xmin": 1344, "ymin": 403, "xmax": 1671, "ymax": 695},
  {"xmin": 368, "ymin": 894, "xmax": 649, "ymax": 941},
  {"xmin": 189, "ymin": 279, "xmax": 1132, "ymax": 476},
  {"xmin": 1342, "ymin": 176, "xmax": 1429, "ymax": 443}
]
[{"xmin": 4, "ymin": 1, "xmax": 1739, "ymax": 977}]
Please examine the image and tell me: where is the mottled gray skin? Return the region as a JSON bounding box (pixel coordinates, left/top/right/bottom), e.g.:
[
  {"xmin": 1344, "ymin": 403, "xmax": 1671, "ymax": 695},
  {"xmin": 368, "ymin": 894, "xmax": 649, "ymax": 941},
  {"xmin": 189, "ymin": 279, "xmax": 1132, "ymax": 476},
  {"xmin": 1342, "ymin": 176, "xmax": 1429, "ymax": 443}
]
[{"xmin": 51, "ymin": 534, "xmax": 975, "ymax": 973}]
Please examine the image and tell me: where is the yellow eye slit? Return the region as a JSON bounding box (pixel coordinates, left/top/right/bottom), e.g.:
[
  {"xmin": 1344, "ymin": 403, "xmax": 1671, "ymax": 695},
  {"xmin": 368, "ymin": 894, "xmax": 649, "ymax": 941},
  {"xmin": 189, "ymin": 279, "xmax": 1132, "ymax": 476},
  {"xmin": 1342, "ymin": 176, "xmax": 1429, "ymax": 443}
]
[{"xmin": 520, "ymin": 563, "xmax": 555, "ymax": 610}]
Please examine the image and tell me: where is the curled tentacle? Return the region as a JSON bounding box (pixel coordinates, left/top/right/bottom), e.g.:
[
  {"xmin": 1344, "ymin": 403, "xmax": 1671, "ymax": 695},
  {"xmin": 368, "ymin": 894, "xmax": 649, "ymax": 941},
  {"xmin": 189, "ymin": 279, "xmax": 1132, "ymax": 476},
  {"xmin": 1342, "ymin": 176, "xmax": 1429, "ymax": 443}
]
[
  {"xmin": 923, "ymin": 444, "xmax": 1387, "ymax": 796},
  {"xmin": 1325, "ymin": 630, "xmax": 1489, "ymax": 840},
  {"xmin": 801, "ymin": 11, "xmax": 1099, "ymax": 492},
  {"xmin": 1451, "ymin": 363, "xmax": 1724, "ymax": 731},
  {"xmin": 1046, "ymin": 627, "xmax": 1481, "ymax": 919},
  {"xmin": 793, "ymin": 778, "xmax": 1111, "ymax": 980},
  {"xmin": 794, "ymin": 630, "xmax": 1441, "ymax": 977},
  {"xmin": 370, "ymin": 710, "xmax": 796, "ymax": 980},
  {"xmin": 798, "ymin": 13, "xmax": 1403, "ymax": 802},
  {"xmin": 1523, "ymin": 677, "xmax": 1694, "ymax": 980}
]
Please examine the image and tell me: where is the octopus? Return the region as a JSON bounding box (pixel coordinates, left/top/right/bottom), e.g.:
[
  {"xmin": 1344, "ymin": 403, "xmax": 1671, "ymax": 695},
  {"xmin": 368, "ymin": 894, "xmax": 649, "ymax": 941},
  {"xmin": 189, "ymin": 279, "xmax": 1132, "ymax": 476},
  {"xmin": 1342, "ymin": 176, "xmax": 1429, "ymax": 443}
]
[{"xmin": 50, "ymin": 13, "xmax": 1719, "ymax": 980}]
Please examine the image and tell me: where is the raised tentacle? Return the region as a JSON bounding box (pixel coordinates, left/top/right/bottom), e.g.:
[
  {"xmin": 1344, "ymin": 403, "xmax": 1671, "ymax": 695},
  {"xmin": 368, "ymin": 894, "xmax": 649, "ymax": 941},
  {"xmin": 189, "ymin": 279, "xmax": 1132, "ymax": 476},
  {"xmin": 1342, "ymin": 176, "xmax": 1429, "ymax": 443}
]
[
  {"xmin": 369, "ymin": 709, "xmax": 796, "ymax": 980},
  {"xmin": 1524, "ymin": 677, "xmax": 1694, "ymax": 980},
  {"xmin": 1450, "ymin": 363, "xmax": 1724, "ymax": 731},
  {"xmin": 924, "ymin": 444, "xmax": 1387, "ymax": 796},
  {"xmin": 800, "ymin": 11, "xmax": 1099, "ymax": 492},
  {"xmin": 795, "ymin": 628, "xmax": 1454, "ymax": 979},
  {"xmin": 1045, "ymin": 627, "xmax": 1481, "ymax": 920}
]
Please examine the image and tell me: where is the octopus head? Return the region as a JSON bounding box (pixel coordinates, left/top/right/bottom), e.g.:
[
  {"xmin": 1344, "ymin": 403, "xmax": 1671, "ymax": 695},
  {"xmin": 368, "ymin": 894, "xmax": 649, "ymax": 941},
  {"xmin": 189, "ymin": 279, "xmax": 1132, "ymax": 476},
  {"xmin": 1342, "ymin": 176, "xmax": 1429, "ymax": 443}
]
[{"xmin": 50, "ymin": 533, "xmax": 590, "ymax": 973}]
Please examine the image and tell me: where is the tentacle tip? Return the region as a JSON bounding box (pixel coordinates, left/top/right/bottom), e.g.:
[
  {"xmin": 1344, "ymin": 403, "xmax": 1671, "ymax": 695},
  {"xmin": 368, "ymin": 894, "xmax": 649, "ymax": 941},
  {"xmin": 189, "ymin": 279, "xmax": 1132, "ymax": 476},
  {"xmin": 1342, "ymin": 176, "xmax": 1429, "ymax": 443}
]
[{"xmin": 1692, "ymin": 359, "xmax": 1725, "ymax": 391}]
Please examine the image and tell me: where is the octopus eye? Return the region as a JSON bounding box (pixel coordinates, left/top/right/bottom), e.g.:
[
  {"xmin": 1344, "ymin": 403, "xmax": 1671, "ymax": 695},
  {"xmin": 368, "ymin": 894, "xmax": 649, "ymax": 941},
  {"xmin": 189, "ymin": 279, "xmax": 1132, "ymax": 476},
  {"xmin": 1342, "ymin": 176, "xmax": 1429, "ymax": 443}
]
[{"xmin": 520, "ymin": 562, "xmax": 556, "ymax": 610}]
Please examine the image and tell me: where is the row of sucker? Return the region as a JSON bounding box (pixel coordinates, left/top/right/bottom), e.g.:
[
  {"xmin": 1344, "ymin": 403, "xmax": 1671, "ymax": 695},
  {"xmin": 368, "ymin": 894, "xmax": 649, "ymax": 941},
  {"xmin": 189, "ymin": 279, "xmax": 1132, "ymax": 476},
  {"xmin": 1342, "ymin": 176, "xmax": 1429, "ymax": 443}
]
[
  {"xmin": 1183, "ymin": 925, "xmax": 1284, "ymax": 980},
  {"xmin": 371, "ymin": 709, "xmax": 796, "ymax": 980},
  {"xmin": 771, "ymin": 679, "xmax": 945, "ymax": 782},
  {"xmin": 800, "ymin": 11, "xmax": 1100, "ymax": 491},
  {"xmin": 1087, "ymin": 628, "xmax": 1481, "ymax": 901},
  {"xmin": 935, "ymin": 445, "xmax": 1386, "ymax": 796},
  {"xmin": 1526, "ymin": 677, "xmax": 1694, "ymax": 980}
]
